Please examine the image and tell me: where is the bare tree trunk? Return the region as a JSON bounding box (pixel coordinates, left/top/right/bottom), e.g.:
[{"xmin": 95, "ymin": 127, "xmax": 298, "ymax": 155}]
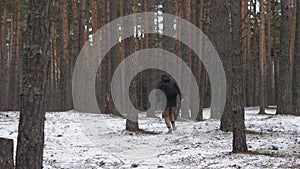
[
  {"xmin": 110, "ymin": 0, "xmax": 121, "ymax": 116},
  {"xmin": 210, "ymin": 0, "xmax": 232, "ymax": 129},
  {"xmin": 162, "ymin": 0, "xmax": 175, "ymax": 53},
  {"xmin": 253, "ymin": 0, "xmax": 259, "ymax": 106},
  {"xmin": 145, "ymin": 0, "xmax": 157, "ymax": 117},
  {"xmin": 8, "ymin": 0, "xmax": 21, "ymax": 110},
  {"xmin": 72, "ymin": 0, "xmax": 80, "ymax": 60},
  {"xmin": 0, "ymin": 0, "xmax": 8, "ymax": 110},
  {"xmin": 0, "ymin": 137, "xmax": 13, "ymax": 169},
  {"xmin": 293, "ymin": 0, "xmax": 300, "ymax": 115},
  {"xmin": 59, "ymin": 0, "xmax": 72, "ymax": 110},
  {"xmin": 276, "ymin": 0, "xmax": 293, "ymax": 115},
  {"xmin": 290, "ymin": 2, "xmax": 297, "ymax": 64},
  {"xmin": 230, "ymin": 0, "xmax": 248, "ymax": 153},
  {"xmin": 195, "ymin": 0, "xmax": 205, "ymax": 121},
  {"xmin": 79, "ymin": 0, "xmax": 86, "ymax": 51},
  {"xmin": 181, "ymin": 0, "xmax": 191, "ymax": 119},
  {"xmin": 47, "ymin": 15, "xmax": 57, "ymax": 111},
  {"xmin": 273, "ymin": 0, "xmax": 279, "ymax": 105},
  {"xmin": 16, "ymin": 0, "xmax": 53, "ymax": 168},
  {"xmin": 124, "ymin": 0, "xmax": 139, "ymax": 131},
  {"xmin": 259, "ymin": 0, "xmax": 266, "ymax": 114},
  {"xmin": 175, "ymin": 0, "xmax": 182, "ymax": 118},
  {"xmin": 241, "ymin": 0, "xmax": 247, "ymax": 106},
  {"xmin": 266, "ymin": 0, "xmax": 273, "ymax": 106},
  {"xmin": 203, "ymin": 0, "xmax": 211, "ymax": 109},
  {"xmin": 247, "ymin": 0, "xmax": 254, "ymax": 106}
]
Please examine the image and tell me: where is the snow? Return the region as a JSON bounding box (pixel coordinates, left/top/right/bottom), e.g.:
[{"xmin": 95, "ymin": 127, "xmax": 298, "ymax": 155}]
[{"xmin": 0, "ymin": 107, "xmax": 299, "ymax": 168}]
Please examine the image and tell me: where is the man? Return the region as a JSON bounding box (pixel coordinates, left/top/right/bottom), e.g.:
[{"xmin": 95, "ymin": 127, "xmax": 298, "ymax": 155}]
[{"xmin": 157, "ymin": 74, "xmax": 182, "ymax": 134}]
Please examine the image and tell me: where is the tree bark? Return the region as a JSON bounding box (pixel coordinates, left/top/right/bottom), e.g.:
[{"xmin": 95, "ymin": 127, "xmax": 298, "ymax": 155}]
[
  {"xmin": 180, "ymin": 0, "xmax": 192, "ymax": 119},
  {"xmin": 8, "ymin": 0, "xmax": 21, "ymax": 110},
  {"xmin": 230, "ymin": 0, "xmax": 248, "ymax": 153},
  {"xmin": 273, "ymin": 0, "xmax": 279, "ymax": 105},
  {"xmin": 195, "ymin": 0, "xmax": 205, "ymax": 121},
  {"xmin": 124, "ymin": 0, "xmax": 139, "ymax": 131},
  {"xmin": 293, "ymin": 0, "xmax": 300, "ymax": 115},
  {"xmin": 276, "ymin": 0, "xmax": 293, "ymax": 115},
  {"xmin": 79, "ymin": 0, "xmax": 86, "ymax": 50},
  {"xmin": 210, "ymin": 0, "xmax": 232, "ymax": 129},
  {"xmin": 246, "ymin": 0, "xmax": 254, "ymax": 106},
  {"xmin": 266, "ymin": 0, "xmax": 273, "ymax": 105},
  {"xmin": 58, "ymin": 0, "xmax": 72, "ymax": 111},
  {"xmin": 259, "ymin": 0, "xmax": 266, "ymax": 114},
  {"xmin": 110, "ymin": 0, "xmax": 121, "ymax": 115},
  {"xmin": 0, "ymin": 0, "xmax": 8, "ymax": 110},
  {"xmin": 16, "ymin": 0, "xmax": 53, "ymax": 168},
  {"xmin": 253, "ymin": 0, "xmax": 259, "ymax": 106},
  {"xmin": 174, "ymin": 0, "xmax": 182, "ymax": 118},
  {"xmin": 145, "ymin": 0, "xmax": 157, "ymax": 117},
  {"xmin": 0, "ymin": 137, "xmax": 13, "ymax": 169}
]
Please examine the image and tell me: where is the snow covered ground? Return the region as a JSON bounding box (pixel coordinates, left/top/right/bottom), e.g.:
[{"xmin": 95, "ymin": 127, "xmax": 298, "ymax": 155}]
[{"xmin": 0, "ymin": 107, "xmax": 299, "ymax": 169}]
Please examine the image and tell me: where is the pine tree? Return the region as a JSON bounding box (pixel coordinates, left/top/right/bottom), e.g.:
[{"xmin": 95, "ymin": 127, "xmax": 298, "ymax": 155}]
[
  {"xmin": 230, "ymin": 0, "xmax": 248, "ymax": 153},
  {"xmin": 259, "ymin": 0, "xmax": 266, "ymax": 114},
  {"xmin": 293, "ymin": 0, "xmax": 300, "ymax": 115},
  {"xmin": 16, "ymin": 0, "xmax": 53, "ymax": 168},
  {"xmin": 277, "ymin": 0, "xmax": 293, "ymax": 115},
  {"xmin": 0, "ymin": 0, "xmax": 8, "ymax": 110}
]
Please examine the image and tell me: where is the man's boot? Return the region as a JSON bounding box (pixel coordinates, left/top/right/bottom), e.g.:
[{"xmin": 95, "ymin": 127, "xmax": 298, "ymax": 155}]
[
  {"xmin": 171, "ymin": 121, "xmax": 176, "ymax": 131},
  {"xmin": 167, "ymin": 127, "xmax": 172, "ymax": 134}
]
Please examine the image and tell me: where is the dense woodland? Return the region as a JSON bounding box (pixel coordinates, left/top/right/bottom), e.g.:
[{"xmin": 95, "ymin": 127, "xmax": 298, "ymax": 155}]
[{"xmin": 0, "ymin": 0, "xmax": 300, "ymax": 168}]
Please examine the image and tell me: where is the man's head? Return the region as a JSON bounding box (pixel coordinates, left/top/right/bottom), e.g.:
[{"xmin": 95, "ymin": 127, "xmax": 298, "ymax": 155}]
[{"xmin": 161, "ymin": 73, "xmax": 171, "ymax": 82}]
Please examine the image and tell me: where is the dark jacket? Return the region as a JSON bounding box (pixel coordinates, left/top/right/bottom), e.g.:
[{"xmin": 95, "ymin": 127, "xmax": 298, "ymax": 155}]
[{"xmin": 157, "ymin": 74, "xmax": 181, "ymax": 107}]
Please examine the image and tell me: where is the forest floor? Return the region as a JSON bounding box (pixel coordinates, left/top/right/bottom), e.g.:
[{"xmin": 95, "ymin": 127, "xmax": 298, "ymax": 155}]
[{"xmin": 0, "ymin": 107, "xmax": 299, "ymax": 169}]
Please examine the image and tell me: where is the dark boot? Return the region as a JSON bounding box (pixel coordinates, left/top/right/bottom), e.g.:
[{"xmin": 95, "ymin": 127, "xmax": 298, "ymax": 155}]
[
  {"xmin": 167, "ymin": 127, "xmax": 172, "ymax": 134},
  {"xmin": 171, "ymin": 121, "xmax": 176, "ymax": 131}
]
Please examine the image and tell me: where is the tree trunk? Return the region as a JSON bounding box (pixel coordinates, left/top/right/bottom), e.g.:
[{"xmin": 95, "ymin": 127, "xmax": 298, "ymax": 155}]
[
  {"xmin": 180, "ymin": 0, "xmax": 191, "ymax": 119},
  {"xmin": 145, "ymin": 0, "xmax": 157, "ymax": 117},
  {"xmin": 230, "ymin": 0, "xmax": 248, "ymax": 153},
  {"xmin": 59, "ymin": 0, "xmax": 72, "ymax": 111},
  {"xmin": 276, "ymin": 0, "xmax": 293, "ymax": 115},
  {"xmin": 120, "ymin": 0, "xmax": 126, "ymax": 116},
  {"xmin": 241, "ymin": 0, "xmax": 247, "ymax": 106},
  {"xmin": 266, "ymin": 0, "xmax": 273, "ymax": 106},
  {"xmin": 210, "ymin": 0, "xmax": 232, "ymax": 129},
  {"xmin": 175, "ymin": 0, "xmax": 182, "ymax": 118},
  {"xmin": 272, "ymin": 0, "xmax": 279, "ymax": 105},
  {"xmin": 99, "ymin": 0, "xmax": 107, "ymax": 114},
  {"xmin": 72, "ymin": 0, "xmax": 79, "ymax": 61},
  {"xmin": 246, "ymin": 0, "xmax": 254, "ymax": 106},
  {"xmin": 47, "ymin": 14, "xmax": 58, "ymax": 111},
  {"xmin": 16, "ymin": 0, "xmax": 53, "ymax": 168},
  {"xmin": 110, "ymin": 0, "xmax": 121, "ymax": 116},
  {"xmin": 195, "ymin": 0, "xmax": 205, "ymax": 121},
  {"xmin": 0, "ymin": 137, "xmax": 13, "ymax": 169},
  {"xmin": 0, "ymin": 1, "xmax": 8, "ymax": 110},
  {"xmin": 253, "ymin": 0, "xmax": 259, "ymax": 106},
  {"xmin": 290, "ymin": 2, "xmax": 297, "ymax": 64},
  {"xmin": 79, "ymin": 0, "xmax": 86, "ymax": 50},
  {"xmin": 259, "ymin": 0, "xmax": 266, "ymax": 114},
  {"xmin": 293, "ymin": 0, "xmax": 300, "ymax": 115},
  {"xmin": 203, "ymin": 0, "xmax": 211, "ymax": 109},
  {"xmin": 124, "ymin": 0, "xmax": 139, "ymax": 131},
  {"xmin": 8, "ymin": 0, "xmax": 21, "ymax": 110}
]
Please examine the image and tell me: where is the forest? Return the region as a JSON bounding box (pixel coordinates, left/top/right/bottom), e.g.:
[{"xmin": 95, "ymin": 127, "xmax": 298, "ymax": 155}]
[{"xmin": 0, "ymin": 0, "xmax": 299, "ymax": 168}]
